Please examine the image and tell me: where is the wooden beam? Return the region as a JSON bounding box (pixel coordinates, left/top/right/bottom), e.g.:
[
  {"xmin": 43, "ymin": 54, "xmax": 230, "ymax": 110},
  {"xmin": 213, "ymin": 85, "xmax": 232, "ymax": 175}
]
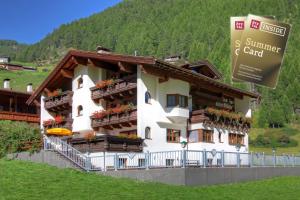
[
  {"xmin": 118, "ymin": 61, "xmax": 136, "ymax": 73},
  {"xmin": 33, "ymin": 100, "xmax": 41, "ymax": 107},
  {"xmin": 159, "ymin": 75, "xmax": 169, "ymax": 83},
  {"xmin": 60, "ymin": 69, "xmax": 74, "ymax": 79},
  {"xmin": 87, "ymin": 58, "xmax": 118, "ymax": 71}
]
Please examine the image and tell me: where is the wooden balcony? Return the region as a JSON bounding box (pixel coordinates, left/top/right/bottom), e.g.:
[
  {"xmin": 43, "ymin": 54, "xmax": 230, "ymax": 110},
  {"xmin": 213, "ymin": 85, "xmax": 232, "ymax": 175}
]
[
  {"xmin": 0, "ymin": 111, "xmax": 40, "ymax": 123},
  {"xmin": 190, "ymin": 109, "xmax": 251, "ymax": 132},
  {"xmin": 91, "ymin": 109, "xmax": 137, "ymax": 130},
  {"xmin": 44, "ymin": 91, "xmax": 73, "ymax": 112},
  {"xmin": 69, "ymin": 135, "xmax": 143, "ymax": 153},
  {"xmin": 43, "ymin": 118, "xmax": 73, "ymax": 130},
  {"xmin": 90, "ymin": 74, "xmax": 137, "ymax": 101}
]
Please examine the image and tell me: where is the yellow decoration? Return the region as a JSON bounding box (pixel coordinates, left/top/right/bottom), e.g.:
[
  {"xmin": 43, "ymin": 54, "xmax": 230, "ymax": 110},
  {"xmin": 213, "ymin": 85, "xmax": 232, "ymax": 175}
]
[{"xmin": 46, "ymin": 128, "xmax": 72, "ymax": 136}]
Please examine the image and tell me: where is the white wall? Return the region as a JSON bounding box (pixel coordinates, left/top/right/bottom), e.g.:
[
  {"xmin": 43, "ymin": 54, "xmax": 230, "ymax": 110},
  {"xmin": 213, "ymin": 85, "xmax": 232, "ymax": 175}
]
[
  {"xmin": 137, "ymin": 66, "xmax": 190, "ymax": 152},
  {"xmin": 72, "ymin": 65, "xmax": 104, "ymax": 135},
  {"xmin": 40, "ymin": 95, "xmax": 54, "ymax": 132}
]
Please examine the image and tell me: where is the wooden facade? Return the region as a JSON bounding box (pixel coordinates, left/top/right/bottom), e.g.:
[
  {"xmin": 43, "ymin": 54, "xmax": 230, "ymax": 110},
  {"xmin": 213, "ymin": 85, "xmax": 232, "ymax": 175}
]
[{"xmin": 0, "ymin": 89, "xmax": 39, "ymax": 123}]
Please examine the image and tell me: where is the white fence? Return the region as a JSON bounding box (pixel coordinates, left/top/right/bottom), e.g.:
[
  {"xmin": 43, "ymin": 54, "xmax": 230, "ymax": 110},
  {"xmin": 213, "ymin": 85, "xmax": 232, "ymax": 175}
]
[{"xmin": 44, "ymin": 136, "xmax": 300, "ymax": 172}]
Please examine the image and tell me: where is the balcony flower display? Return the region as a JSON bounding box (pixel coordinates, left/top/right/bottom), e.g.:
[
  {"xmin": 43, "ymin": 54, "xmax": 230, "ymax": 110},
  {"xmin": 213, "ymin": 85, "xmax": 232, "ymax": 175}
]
[
  {"xmin": 54, "ymin": 115, "xmax": 65, "ymax": 124},
  {"xmin": 43, "ymin": 119, "xmax": 55, "ymax": 126},
  {"xmin": 96, "ymin": 79, "xmax": 115, "ymax": 89},
  {"xmin": 117, "ymin": 133, "xmax": 141, "ymax": 140},
  {"xmin": 91, "ymin": 103, "xmax": 136, "ymax": 119},
  {"xmin": 47, "ymin": 89, "xmax": 63, "ymax": 97}
]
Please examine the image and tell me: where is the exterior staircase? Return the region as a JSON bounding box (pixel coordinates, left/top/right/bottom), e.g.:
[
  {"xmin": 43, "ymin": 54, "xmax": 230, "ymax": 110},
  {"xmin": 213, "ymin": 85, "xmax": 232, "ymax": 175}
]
[{"xmin": 43, "ymin": 135, "xmax": 92, "ymax": 171}]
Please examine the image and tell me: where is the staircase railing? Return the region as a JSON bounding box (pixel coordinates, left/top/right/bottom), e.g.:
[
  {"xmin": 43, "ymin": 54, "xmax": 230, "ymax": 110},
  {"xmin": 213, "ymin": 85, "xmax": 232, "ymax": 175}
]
[{"xmin": 43, "ymin": 135, "xmax": 91, "ymax": 171}]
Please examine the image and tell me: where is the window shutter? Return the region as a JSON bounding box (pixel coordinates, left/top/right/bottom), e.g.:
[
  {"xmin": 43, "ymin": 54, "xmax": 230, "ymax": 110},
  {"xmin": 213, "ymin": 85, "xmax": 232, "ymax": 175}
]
[
  {"xmin": 198, "ymin": 129, "xmax": 203, "ymax": 142},
  {"xmin": 185, "ymin": 96, "xmax": 188, "ymax": 107}
]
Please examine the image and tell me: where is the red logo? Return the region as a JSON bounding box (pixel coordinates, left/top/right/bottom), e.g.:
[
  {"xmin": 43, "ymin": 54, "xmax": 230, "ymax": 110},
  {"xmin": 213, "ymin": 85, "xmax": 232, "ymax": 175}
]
[
  {"xmin": 250, "ymin": 20, "xmax": 260, "ymax": 29},
  {"xmin": 235, "ymin": 21, "xmax": 244, "ymax": 30}
]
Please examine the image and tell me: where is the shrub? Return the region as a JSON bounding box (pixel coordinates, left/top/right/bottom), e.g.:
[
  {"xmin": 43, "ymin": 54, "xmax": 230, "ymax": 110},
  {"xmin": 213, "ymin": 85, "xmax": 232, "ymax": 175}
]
[{"xmin": 0, "ymin": 121, "xmax": 41, "ymax": 157}]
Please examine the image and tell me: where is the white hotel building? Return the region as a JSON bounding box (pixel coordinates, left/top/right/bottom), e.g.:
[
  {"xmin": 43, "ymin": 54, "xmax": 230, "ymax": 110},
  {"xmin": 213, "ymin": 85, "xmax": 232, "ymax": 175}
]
[{"xmin": 27, "ymin": 48, "xmax": 259, "ymax": 155}]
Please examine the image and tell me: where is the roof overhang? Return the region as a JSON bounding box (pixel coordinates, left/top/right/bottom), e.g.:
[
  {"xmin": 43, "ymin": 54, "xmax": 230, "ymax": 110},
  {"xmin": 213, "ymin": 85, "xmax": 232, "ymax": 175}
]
[{"xmin": 26, "ymin": 50, "xmax": 260, "ymax": 105}]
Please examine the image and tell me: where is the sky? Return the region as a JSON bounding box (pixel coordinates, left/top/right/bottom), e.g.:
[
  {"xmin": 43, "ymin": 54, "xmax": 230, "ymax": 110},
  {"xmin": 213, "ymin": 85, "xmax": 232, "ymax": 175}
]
[{"xmin": 0, "ymin": 0, "xmax": 122, "ymax": 44}]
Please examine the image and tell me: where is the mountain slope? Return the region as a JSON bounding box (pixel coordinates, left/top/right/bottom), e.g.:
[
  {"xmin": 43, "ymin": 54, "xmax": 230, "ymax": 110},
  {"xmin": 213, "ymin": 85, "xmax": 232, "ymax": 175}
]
[
  {"xmin": 12, "ymin": 0, "xmax": 300, "ymax": 126},
  {"xmin": 0, "ymin": 40, "xmax": 27, "ymax": 60}
]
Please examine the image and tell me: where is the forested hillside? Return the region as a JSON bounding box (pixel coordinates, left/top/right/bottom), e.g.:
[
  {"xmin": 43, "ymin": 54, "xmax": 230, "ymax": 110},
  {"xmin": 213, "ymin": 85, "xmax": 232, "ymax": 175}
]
[
  {"xmin": 0, "ymin": 40, "xmax": 27, "ymax": 60},
  {"xmin": 7, "ymin": 0, "xmax": 300, "ymax": 127}
]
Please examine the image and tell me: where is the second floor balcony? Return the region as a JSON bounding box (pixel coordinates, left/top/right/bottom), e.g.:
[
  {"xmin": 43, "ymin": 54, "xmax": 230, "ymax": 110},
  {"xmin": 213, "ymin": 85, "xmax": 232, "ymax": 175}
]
[
  {"xmin": 190, "ymin": 107, "xmax": 251, "ymax": 132},
  {"xmin": 44, "ymin": 91, "xmax": 73, "ymax": 112},
  {"xmin": 43, "ymin": 116, "xmax": 73, "ymax": 130},
  {"xmin": 91, "ymin": 105, "xmax": 137, "ymax": 130},
  {"xmin": 0, "ymin": 111, "xmax": 40, "ymax": 123},
  {"xmin": 90, "ymin": 74, "xmax": 137, "ymax": 101}
]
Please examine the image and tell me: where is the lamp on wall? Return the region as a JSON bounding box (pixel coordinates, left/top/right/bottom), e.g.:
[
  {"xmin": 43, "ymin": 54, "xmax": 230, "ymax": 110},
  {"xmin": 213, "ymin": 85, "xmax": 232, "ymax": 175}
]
[{"xmin": 181, "ymin": 141, "xmax": 187, "ymax": 149}]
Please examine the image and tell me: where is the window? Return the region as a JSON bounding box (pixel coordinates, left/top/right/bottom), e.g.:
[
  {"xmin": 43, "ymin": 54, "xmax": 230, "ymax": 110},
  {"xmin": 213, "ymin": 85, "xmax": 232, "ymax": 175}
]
[
  {"xmin": 229, "ymin": 133, "xmax": 244, "ymax": 145},
  {"xmin": 166, "ymin": 159, "xmax": 175, "ymax": 167},
  {"xmin": 218, "ymin": 131, "xmax": 223, "ymax": 143},
  {"xmin": 77, "ymin": 105, "xmax": 83, "ymax": 116},
  {"xmin": 167, "ymin": 129, "xmax": 180, "ymax": 143},
  {"xmin": 188, "ymin": 129, "xmax": 213, "ymax": 143},
  {"xmin": 167, "ymin": 95, "xmax": 177, "ymax": 107},
  {"xmin": 145, "ymin": 127, "xmax": 151, "ymax": 139},
  {"xmin": 77, "ymin": 77, "xmax": 83, "ymax": 89},
  {"xmin": 138, "ymin": 159, "xmax": 145, "ymax": 167},
  {"xmin": 145, "ymin": 91, "xmax": 151, "ymax": 104},
  {"xmin": 118, "ymin": 158, "xmax": 127, "ymax": 168},
  {"xmin": 203, "ymin": 130, "xmax": 214, "ymax": 143},
  {"xmin": 167, "ymin": 94, "xmax": 188, "ymax": 108}
]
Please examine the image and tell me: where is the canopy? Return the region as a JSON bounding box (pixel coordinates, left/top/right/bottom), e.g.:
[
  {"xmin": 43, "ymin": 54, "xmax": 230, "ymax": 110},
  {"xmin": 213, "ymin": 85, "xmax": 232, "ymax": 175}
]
[{"xmin": 46, "ymin": 128, "xmax": 72, "ymax": 136}]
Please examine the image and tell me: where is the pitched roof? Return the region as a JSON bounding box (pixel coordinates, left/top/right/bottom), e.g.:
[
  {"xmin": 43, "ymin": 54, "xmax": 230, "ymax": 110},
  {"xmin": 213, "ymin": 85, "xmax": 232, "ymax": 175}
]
[{"xmin": 26, "ymin": 50, "xmax": 259, "ymax": 105}]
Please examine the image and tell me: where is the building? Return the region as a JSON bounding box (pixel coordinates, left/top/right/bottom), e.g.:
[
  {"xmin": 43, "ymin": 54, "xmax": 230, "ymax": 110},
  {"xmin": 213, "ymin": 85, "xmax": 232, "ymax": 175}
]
[
  {"xmin": 27, "ymin": 49, "xmax": 259, "ymax": 154},
  {"xmin": 0, "ymin": 56, "xmax": 10, "ymax": 64},
  {"xmin": 0, "ymin": 79, "xmax": 40, "ymax": 124},
  {"xmin": 0, "ymin": 63, "xmax": 36, "ymax": 71}
]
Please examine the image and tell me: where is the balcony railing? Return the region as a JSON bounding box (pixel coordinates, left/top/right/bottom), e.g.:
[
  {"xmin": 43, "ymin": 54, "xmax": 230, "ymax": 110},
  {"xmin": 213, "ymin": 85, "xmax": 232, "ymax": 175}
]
[
  {"xmin": 91, "ymin": 108, "xmax": 137, "ymax": 130},
  {"xmin": 190, "ymin": 109, "xmax": 251, "ymax": 132},
  {"xmin": 43, "ymin": 118, "xmax": 73, "ymax": 130},
  {"xmin": 70, "ymin": 135, "xmax": 143, "ymax": 153},
  {"xmin": 90, "ymin": 74, "xmax": 137, "ymax": 101},
  {"xmin": 44, "ymin": 91, "xmax": 73, "ymax": 112},
  {"xmin": 0, "ymin": 111, "xmax": 40, "ymax": 123}
]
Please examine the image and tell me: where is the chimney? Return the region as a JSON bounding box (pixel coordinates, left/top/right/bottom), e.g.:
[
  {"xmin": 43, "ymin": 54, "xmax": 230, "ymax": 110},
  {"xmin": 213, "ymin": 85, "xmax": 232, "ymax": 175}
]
[
  {"xmin": 96, "ymin": 46, "xmax": 111, "ymax": 54},
  {"xmin": 164, "ymin": 55, "xmax": 181, "ymax": 64},
  {"xmin": 27, "ymin": 83, "xmax": 33, "ymax": 93},
  {"xmin": 3, "ymin": 79, "xmax": 10, "ymax": 89}
]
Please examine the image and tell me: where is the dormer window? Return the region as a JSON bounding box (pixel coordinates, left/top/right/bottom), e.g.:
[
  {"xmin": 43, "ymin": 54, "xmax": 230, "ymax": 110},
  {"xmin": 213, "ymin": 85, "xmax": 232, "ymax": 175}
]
[{"xmin": 77, "ymin": 77, "xmax": 83, "ymax": 89}]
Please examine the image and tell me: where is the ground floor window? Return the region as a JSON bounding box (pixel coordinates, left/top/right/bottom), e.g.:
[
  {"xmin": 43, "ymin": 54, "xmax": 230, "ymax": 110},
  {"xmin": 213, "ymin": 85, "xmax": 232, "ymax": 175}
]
[
  {"xmin": 167, "ymin": 129, "xmax": 180, "ymax": 143},
  {"xmin": 166, "ymin": 159, "xmax": 175, "ymax": 167},
  {"xmin": 188, "ymin": 129, "xmax": 213, "ymax": 143},
  {"xmin": 229, "ymin": 133, "xmax": 244, "ymax": 145},
  {"xmin": 138, "ymin": 159, "xmax": 145, "ymax": 167},
  {"xmin": 118, "ymin": 158, "xmax": 127, "ymax": 168}
]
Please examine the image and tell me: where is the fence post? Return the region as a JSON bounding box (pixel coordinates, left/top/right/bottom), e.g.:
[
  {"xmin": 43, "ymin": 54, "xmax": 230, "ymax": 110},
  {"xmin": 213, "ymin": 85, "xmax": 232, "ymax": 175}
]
[
  {"xmin": 221, "ymin": 150, "xmax": 224, "ymax": 167},
  {"xmin": 114, "ymin": 153, "xmax": 118, "ymax": 171},
  {"xmin": 86, "ymin": 156, "xmax": 91, "ymax": 172},
  {"xmin": 203, "ymin": 149, "xmax": 207, "ymax": 168},
  {"xmin": 250, "ymin": 152, "xmax": 253, "ymax": 167},
  {"xmin": 182, "ymin": 150, "xmax": 186, "ymax": 168},
  {"xmin": 145, "ymin": 151, "xmax": 150, "ymax": 170},
  {"xmin": 237, "ymin": 151, "xmax": 240, "ymax": 168},
  {"xmin": 273, "ymin": 152, "xmax": 276, "ymax": 167},
  {"xmin": 283, "ymin": 154, "xmax": 286, "ymax": 167},
  {"xmin": 262, "ymin": 152, "xmax": 265, "ymax": 167},
  {"xmin": 293, "ymin": 154, "xmax": 295, "ymax": 167}
]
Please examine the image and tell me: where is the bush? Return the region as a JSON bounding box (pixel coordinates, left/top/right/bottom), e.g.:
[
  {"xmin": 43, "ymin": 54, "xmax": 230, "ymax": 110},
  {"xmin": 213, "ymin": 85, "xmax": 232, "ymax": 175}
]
[
  {"xmin": 0, "ymin": 121, "xmax": 41, "ymax": 157},
  {"xmin": 251, "ymin": 133, "xmax": 298, "ymax": 148}
]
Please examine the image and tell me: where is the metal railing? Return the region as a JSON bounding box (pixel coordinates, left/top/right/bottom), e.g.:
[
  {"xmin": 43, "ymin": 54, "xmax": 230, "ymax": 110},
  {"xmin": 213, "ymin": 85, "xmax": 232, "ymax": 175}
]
[{"xmin": 43, "ymin": 136, "xmax": 300, "ymax": 172}]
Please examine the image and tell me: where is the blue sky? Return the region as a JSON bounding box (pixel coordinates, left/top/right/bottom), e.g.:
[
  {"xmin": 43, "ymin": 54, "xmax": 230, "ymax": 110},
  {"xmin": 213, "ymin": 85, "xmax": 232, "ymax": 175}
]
[{"xmin": 0, "ymin": 0, "xmax": 122, "ymax": 44}]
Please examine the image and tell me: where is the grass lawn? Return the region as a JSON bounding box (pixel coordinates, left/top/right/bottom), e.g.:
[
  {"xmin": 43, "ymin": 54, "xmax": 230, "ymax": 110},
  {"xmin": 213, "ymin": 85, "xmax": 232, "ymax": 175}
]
[
  {"xmin": 0, "ymin": 70, "xmax": 49, "ymax": 92},
  {"xmin": 249, "ymin": 124, "xmax": 300, "ymax": 154},
  {"xmin": 1, "ymin": 159, "xmax": 300, "ymax": 200}
]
